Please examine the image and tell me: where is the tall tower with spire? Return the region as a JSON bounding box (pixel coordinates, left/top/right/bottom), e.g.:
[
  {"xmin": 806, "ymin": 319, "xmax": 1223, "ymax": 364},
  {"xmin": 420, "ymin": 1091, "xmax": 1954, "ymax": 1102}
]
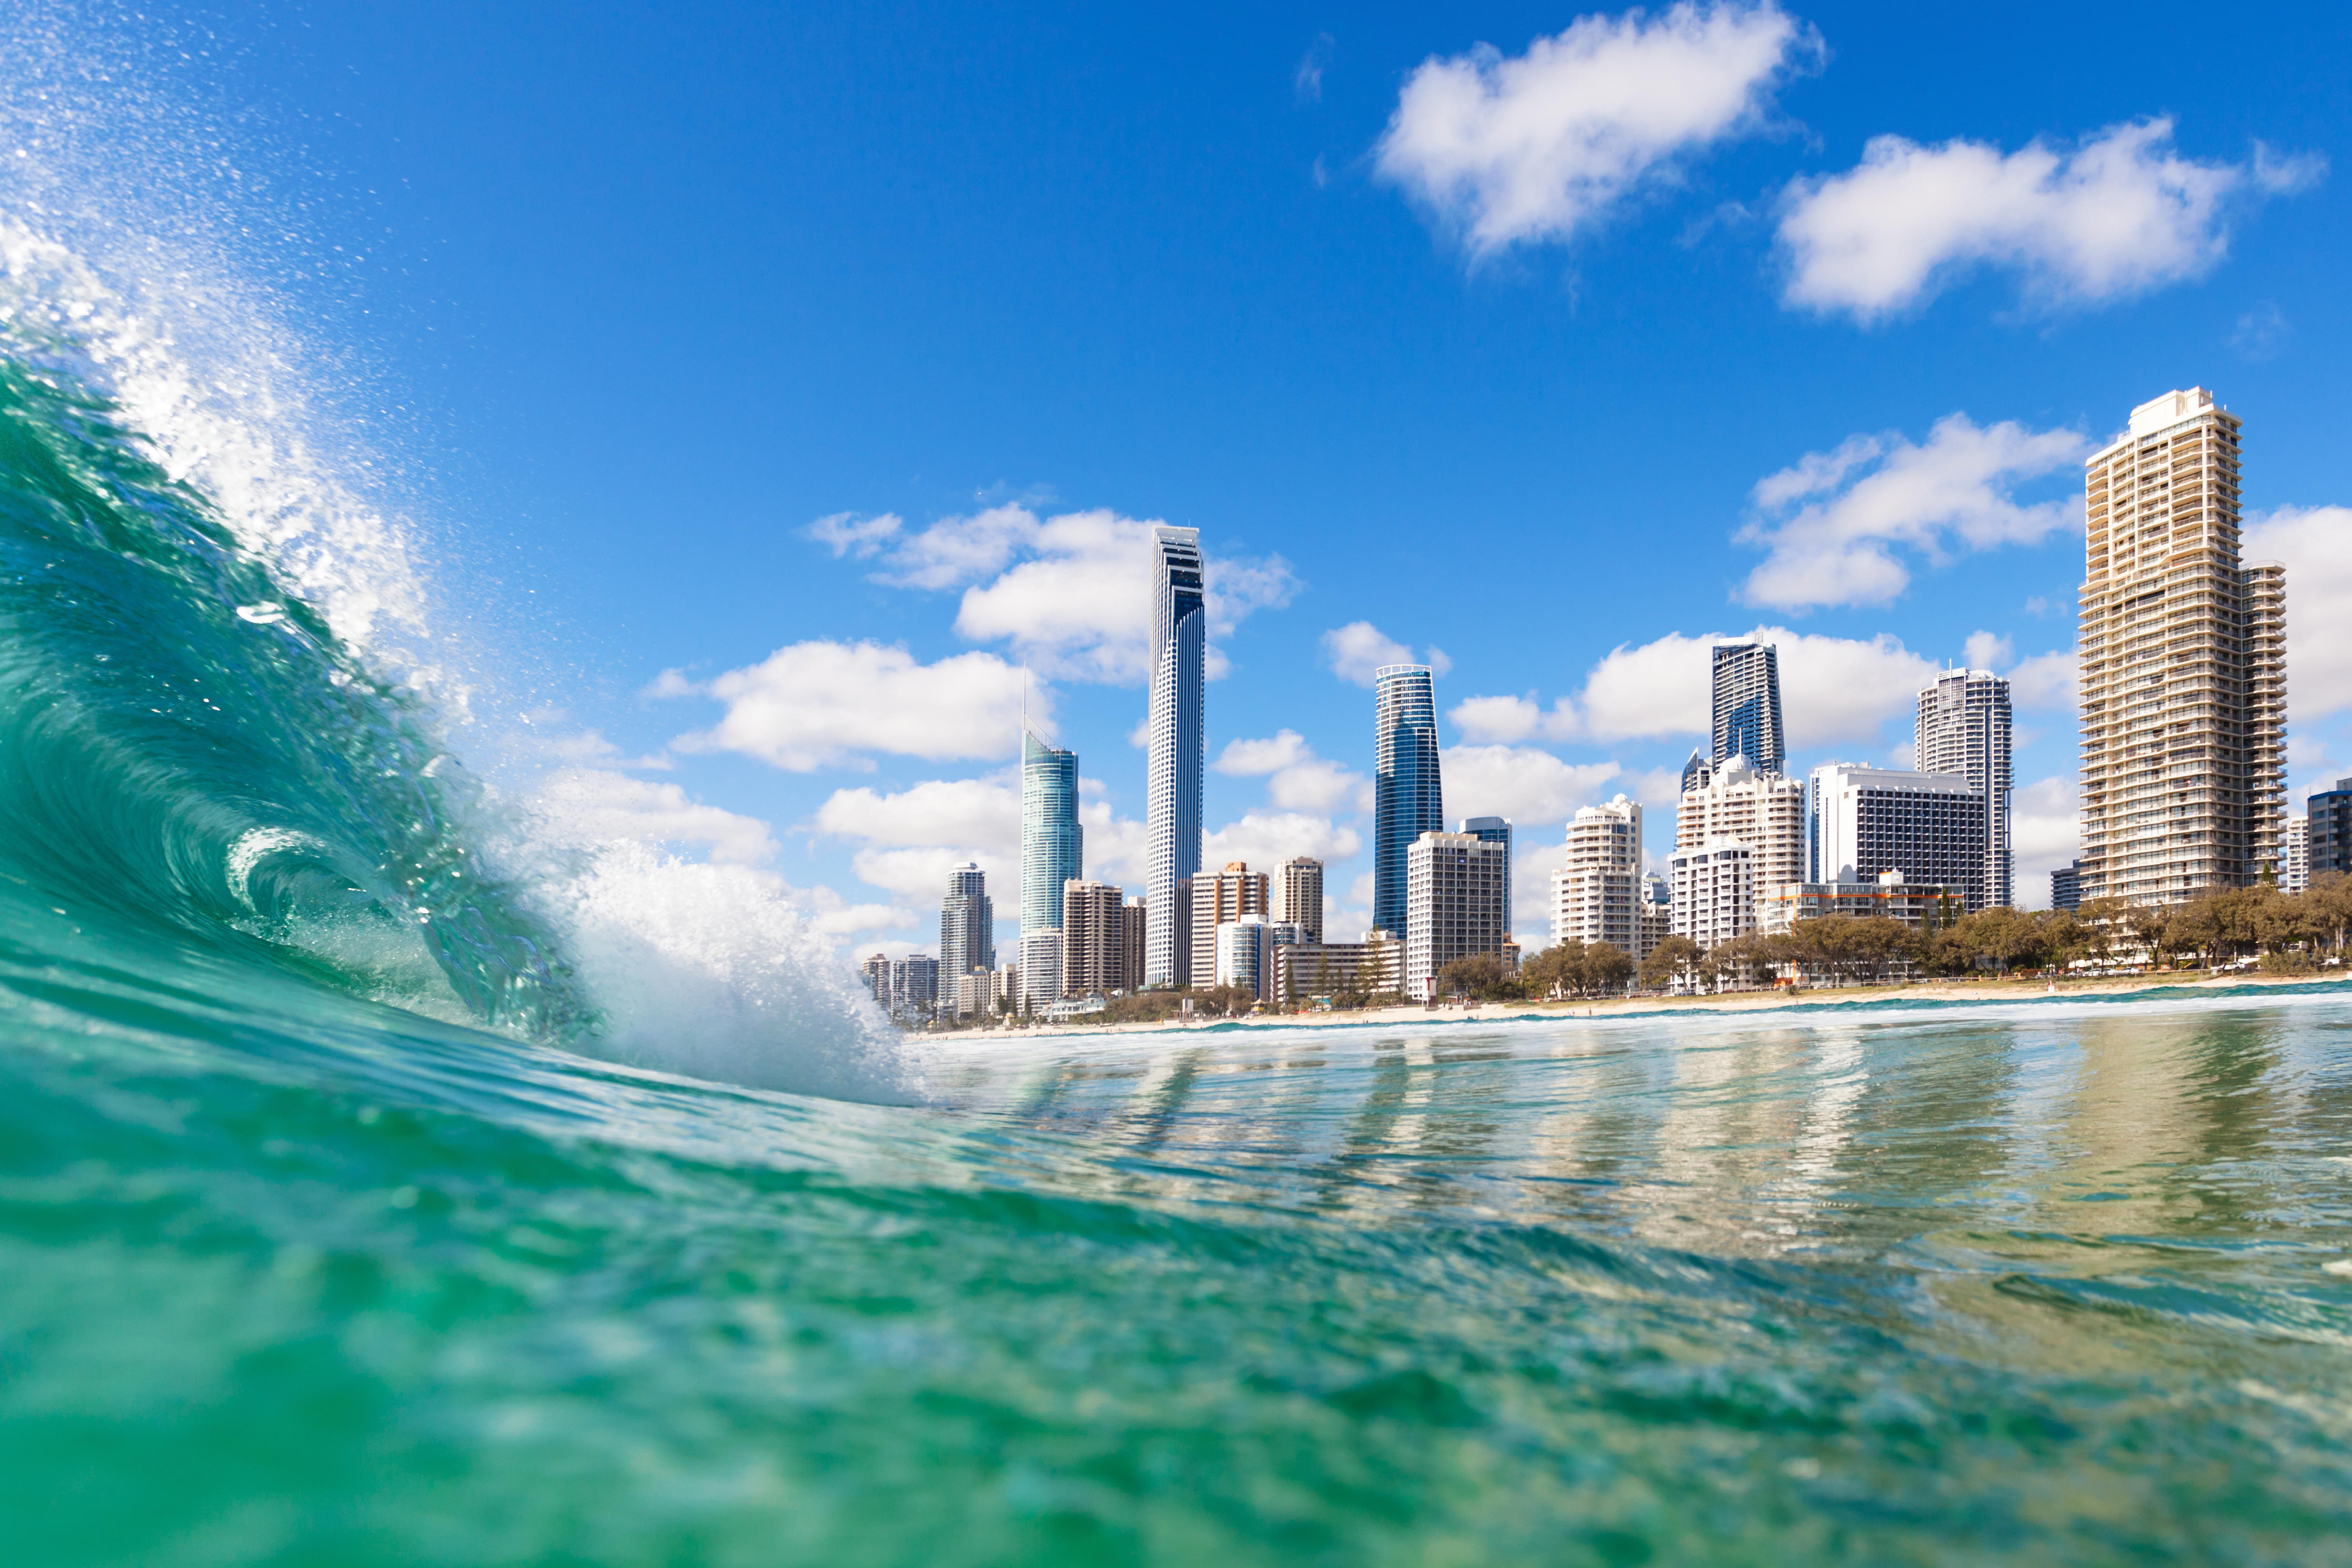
[{"xmin": 1145, "ymin": 526, "xmax": 1205, "ymax": 986}]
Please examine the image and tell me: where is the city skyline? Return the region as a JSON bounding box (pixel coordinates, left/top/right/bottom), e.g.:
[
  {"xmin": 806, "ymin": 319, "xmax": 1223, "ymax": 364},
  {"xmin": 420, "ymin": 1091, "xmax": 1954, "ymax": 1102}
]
[{"xmin": 305, "ymin": 4, "xmax": 2352, "ymax": 964}]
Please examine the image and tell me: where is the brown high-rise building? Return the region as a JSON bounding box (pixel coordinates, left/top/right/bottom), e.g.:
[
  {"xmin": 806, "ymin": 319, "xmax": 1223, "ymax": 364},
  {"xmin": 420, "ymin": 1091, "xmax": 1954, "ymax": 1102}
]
[
  {"xmin": 2079, "ymin": 388, "xmax": 2287, "ymax": 905},
  {"xmin": 1272, "ymin": 856, "xmax": 1323, "ymax": 943},
  {"xmin": 1120, "ymin": 898, "xmax": 1147, "ymax": 992},
  {"xmin": 1189, "ymin": 861, "xmax": 1270, "ymax": 986},
  {"xmin": 1059, "ymin": 881, "xmax": 1127, "ymax": 997}
]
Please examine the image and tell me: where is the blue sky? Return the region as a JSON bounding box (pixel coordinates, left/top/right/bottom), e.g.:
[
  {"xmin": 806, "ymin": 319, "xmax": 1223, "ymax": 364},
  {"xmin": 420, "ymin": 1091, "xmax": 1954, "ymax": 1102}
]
[{"xmin": 19, "ymin": 0, "xmax": 2352, "ymax": 952}]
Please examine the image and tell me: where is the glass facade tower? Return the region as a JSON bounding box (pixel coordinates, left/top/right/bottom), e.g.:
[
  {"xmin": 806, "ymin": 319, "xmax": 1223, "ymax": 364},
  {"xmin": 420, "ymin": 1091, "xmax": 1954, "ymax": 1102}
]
[
  {"xmin": 1145, "ymin": 526, "xmax": 1205, "ymax": 986},
  {"xmin": 1020, "ymin": 727, "xmax": 1082, "ymax": 938},
  {"xmin": 1373, "ymin": 663, "xmax": 1443, "ymax": 941},
  {"xmin": 1711, "ymin": 643, "xmax": 1786, "ymax": 776}
]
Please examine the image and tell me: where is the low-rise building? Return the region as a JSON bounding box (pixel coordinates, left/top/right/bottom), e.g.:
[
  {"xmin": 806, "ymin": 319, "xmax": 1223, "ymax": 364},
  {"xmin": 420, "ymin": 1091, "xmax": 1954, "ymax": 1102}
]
[
  {"xmin": 1273, "ymin": 932, "xmax": 1403, "ymax": 1005},
  {"xmin": 1757, "ymin": 870, "xmax": 1958, "ymax": 934},
  {"xmin": 1214, "ymin": 915, "xmax": 1304, "ymax": 1002}
]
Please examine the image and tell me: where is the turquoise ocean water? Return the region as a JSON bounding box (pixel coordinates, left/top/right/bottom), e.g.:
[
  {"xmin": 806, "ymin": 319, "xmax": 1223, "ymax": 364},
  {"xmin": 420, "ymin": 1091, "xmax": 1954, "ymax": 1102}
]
[{"xmin": 1, "ymin": 111, "xmax": 2350, "ymax": 1568}]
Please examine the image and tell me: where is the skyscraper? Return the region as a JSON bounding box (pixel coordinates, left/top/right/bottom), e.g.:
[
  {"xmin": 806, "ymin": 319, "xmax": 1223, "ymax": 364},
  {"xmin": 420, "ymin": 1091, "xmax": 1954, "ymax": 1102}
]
[
  {"xmin": 1916, "ymin": 669, "xmax": 2014, "ymax": 908},
  {"xmin": 1404, "ymin": 831, "xmax": 1510, "ymax": 1000},
  {"xmin": 2312, "ymin": 779, "xmax": 2352, "ymax": 881},
  {"xmin": 1462, "ymin": 817, "xmax": 1513, "ymax": 931},
  {"xmin": 1676, "ymin": 755, "xmax": 1805, "ymax": 895},
  {"xmin": 1060, "ymin": 880, "xmax": 1127, "ymax": 997},
  {"xmin": 1020, "ymin": 727, "xmax": 1082, "ymax": 938},
  {"xmin": 1373, "ymin": 663, "xmax": 1443, "ymax": 940},
  {"xmin": 1272, "ymin": 856, "xmax": 1324, "ymax": 942},
  {"xmin": 1712, "ymin": 643, "xmax": 1786, "ymax": 776},
  {"xmin": 1552, "ymin": 796, "xmax": 1643, "ymax": 958},
  {"xmin": 1146, "ymin": 526, "xmax": 1205, "ymax": 985},
  {"xmin": 1189, "ymin": 860, "xmax": 1271, "ymax": 987},
  {"xmin": 2079, "ymin": 389, "xmax": 2288, "ymax": 904},
  {"xmin": 939, "ymin": 862, "xmax": 994, "ymax": 985}
]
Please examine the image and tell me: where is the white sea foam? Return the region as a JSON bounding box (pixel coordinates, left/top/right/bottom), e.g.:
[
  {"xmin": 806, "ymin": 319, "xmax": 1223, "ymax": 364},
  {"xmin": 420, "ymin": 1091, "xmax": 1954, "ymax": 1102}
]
[{"xmin": 549, "ymin": 842, "xmax": 919, "ymax": 1105}]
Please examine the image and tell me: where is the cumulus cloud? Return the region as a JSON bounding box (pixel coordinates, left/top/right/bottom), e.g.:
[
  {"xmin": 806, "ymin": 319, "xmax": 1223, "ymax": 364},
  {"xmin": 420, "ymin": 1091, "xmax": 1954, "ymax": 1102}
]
[
  {"xmin": 1738, "ymin": 414, "xmax": 2087, "ymax": 609},
  {"xmin": 2003, "ymin": 648, "xmax": 2078, "ymax": 712},
  {"xmin": 1214, "ymin": 730, "xmax": 1371, "ymax": 813},
  {"xmin": 1377, "ymin": 1, "xmax": 1815, "ymax": 255},
  {"xmin": 1323, "ymin": 621, "xmax": 1450, "ymax": 687},
  {"xmin": 535, "ymin": 768, "xmax": 780, "ymax": 865},
  {"xmin": 1203, "ymin": 812, "xmax": 1363, "ymax": 874},
  {"xmin": 1448, "ymin": 693, "xmax": 1579, "ymax": 745},
  {"xmin": 812, "ymin": 505, "xmax": 1296, "ymax": 682},
  {"xmin": 2011, "ymin": 775, "xmax": 2081, "ymax": 910},
  {"xmin": 1443, "ymin": 745, "xmax": 1623, "ymax": 829},
  {"xmin": 1450, "ymin": 626, "xmax": 1944, "ymax": 754},
  {"xmin": 1778, "ymin": 118, "xmax": 2325, "ymax": 321},
  {"xmin": 2245, "ymin": 505, "xmax": 2352, "ymax": 721},
  {"xmin": 811, "ymin": 776, "xmax": 1021, "ymax": 900},
  {"xmin": 666, "ymin": 640, "xmax": 1031, "ymax": 772}
]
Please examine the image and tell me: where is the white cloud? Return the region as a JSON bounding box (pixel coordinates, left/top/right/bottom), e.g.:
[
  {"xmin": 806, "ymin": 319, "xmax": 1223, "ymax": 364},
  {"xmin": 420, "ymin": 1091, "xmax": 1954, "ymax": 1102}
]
[
  {"xmin": 2012, "ymin": 775, "xmax": 2080, "ymax": 910},
  {"xmin": 666, "ymin": 641, "xmax": 1031, "ymax": 772},
  {"xmin": 821, "ymin": 505, "xmax": 1295, "ymax": 682},
  {"xmin": 1448, "ymin": 693, "xmax": 1578, "ymax": 744},
  {"xmin": 806, "ymin": 511, "xmax": 904, "ymax": 560},
  {"xmin": 1443, "ymin": 745, "xmax": 1622, "ymax": 829},
  {"xmin": 1962, "ymin": 630, "xmax": 2013, "ymax": 671},
  {"xmin": 1203, "ymin": 811, "xmax": 1363, "ymax": 874},
  {"xmin": 535, "ymin": 768, "xmax": 779, "ymax": 865},
  {"xmin": 1322, "ymin": 621, "xmax": 1450, "ymax": 687},
  {"xmin": 2004, "ymin": 648, "xmax": 2077, "ymax": 712},
  {"xmin": 2245, "ymin": 505, "xmax": 2352, "ymax": 721},
  {"xmin": 1778, "ymin": 118, "xmax": 2325, "ymax": 321},
  {"xmin": 811, "ymin": 776, "xmax": 1020, "ymax": 900},
  {"xmin": 1738, "ymin": 415, "xmax": 2087, "ymax": 609},
  {"xmin": 1377, "ymin": 1, "xmax": 1815, "ymax": 255},
  {"xmin": 1215, "ymin": 730, "xmax": 1372, "ymax": 813},
  {"xmin": 1460, "ymin": 627, "xmax": 1945, "ymax": 754}
]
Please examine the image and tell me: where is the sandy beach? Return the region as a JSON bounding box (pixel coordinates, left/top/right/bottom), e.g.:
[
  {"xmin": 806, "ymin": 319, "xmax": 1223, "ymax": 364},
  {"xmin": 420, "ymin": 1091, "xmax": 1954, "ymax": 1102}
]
[{"xmin": 974, "ymin": 967, "xmax": 2351, "ymax": 1039}]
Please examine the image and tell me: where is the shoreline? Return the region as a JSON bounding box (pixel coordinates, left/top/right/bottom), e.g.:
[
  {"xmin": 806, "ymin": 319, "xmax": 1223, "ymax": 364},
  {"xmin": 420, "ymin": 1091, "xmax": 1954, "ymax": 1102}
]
[{"xmin": 937, "ymin": 969, "xmax": 2351, "ymax": 1041}]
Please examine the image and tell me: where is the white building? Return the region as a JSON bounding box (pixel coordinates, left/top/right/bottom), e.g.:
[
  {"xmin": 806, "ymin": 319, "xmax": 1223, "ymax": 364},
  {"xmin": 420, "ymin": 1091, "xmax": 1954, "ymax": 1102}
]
[
  {"xmin": 1215, "ymin": 915, "xmax": 1304, "ymax": 1002},
  {"xmin": 1671, "ymin": 840, "xmax": 1756, "ymax": 950},
  {"xmin": 2079, "ymin": 388, "xmax": 2287, "ymax": 904},
  {"xmin": 1808, "ymin": 762, "xmax": 1988, "ymax": 909},
  {"xmin": 1552, "ymin": 794, "xmax": 1646, "ymax": 959},
  {"xmin": 2285, "ymin": 816, "xmax": 2310, "ymax": 893},
  {"xmin": 1916, "ymin": 668, "xmax": 2014, "ymax": 910},
  {"xmin": 1676, "ymin": 755, "xmax": 1805, "ymax": 899},
  {"xmin": 1404, "ymin": 830, "xmax": 1512, "ymax": 1000},
  {"xmin": 1018, "ymin": 929, "xmax": 1062, "ymax": 1013}
]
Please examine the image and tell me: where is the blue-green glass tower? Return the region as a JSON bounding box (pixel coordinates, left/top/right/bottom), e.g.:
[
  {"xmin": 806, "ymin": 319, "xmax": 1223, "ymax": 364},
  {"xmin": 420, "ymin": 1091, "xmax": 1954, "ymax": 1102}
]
[
  {"xmin": 1021, "ymin": 727, "xmax": 1082, "ymax": 939},
  {"xmin": 1373, "ymin": 663, "xmax": 1442, "ymax": 941}
]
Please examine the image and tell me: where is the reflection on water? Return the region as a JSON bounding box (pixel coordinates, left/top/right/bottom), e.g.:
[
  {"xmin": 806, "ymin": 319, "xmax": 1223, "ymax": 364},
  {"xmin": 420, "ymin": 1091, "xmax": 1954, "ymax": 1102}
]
[{"xmin": 942, "ymin": 996, "xmax": 2347, "ymax": 1254}]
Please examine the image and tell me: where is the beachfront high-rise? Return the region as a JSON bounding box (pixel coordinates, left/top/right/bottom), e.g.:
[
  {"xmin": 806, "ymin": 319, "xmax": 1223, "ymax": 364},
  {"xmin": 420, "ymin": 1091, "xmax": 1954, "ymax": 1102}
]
[
  {"xmin": 1403, "ymin": 830, "xmax": 1510, "ymax": 1001},
  {"xmin": 1914, "ymin": 670, "xmax": 2013, "ymax": 908},
  {"xmin": 1272, "ymin": 856, "xmax": 1324, "ymax": 943},
  {"xmin": 1145, "ymin": 526, "xmax": 1205, "ymax": 986},
  {"xmin": 1552, "ymin": 795, "xmax": 1645, "ymax": 960},
  {"xmin": 1807, "ymin": 762, "xmax": 1987, "ymax": 909},
  {"xmin": 2079, "ymin": 389, "xmax": 2288, "ymax": 904},
  {"xmin": 939, "ymin": 862, "xmax": 994, "ymax": 996},
  {"xmin": 1020, "ymin": 727, "xmax": 1081, "ymax": 938},
  {"xmin": 1711, "ymin": 643, "xmax": 1786, "ymax": 776},
  {"xmin": 1373, "ymin": 663, "xmax": 1444, "ymax": 941}
]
